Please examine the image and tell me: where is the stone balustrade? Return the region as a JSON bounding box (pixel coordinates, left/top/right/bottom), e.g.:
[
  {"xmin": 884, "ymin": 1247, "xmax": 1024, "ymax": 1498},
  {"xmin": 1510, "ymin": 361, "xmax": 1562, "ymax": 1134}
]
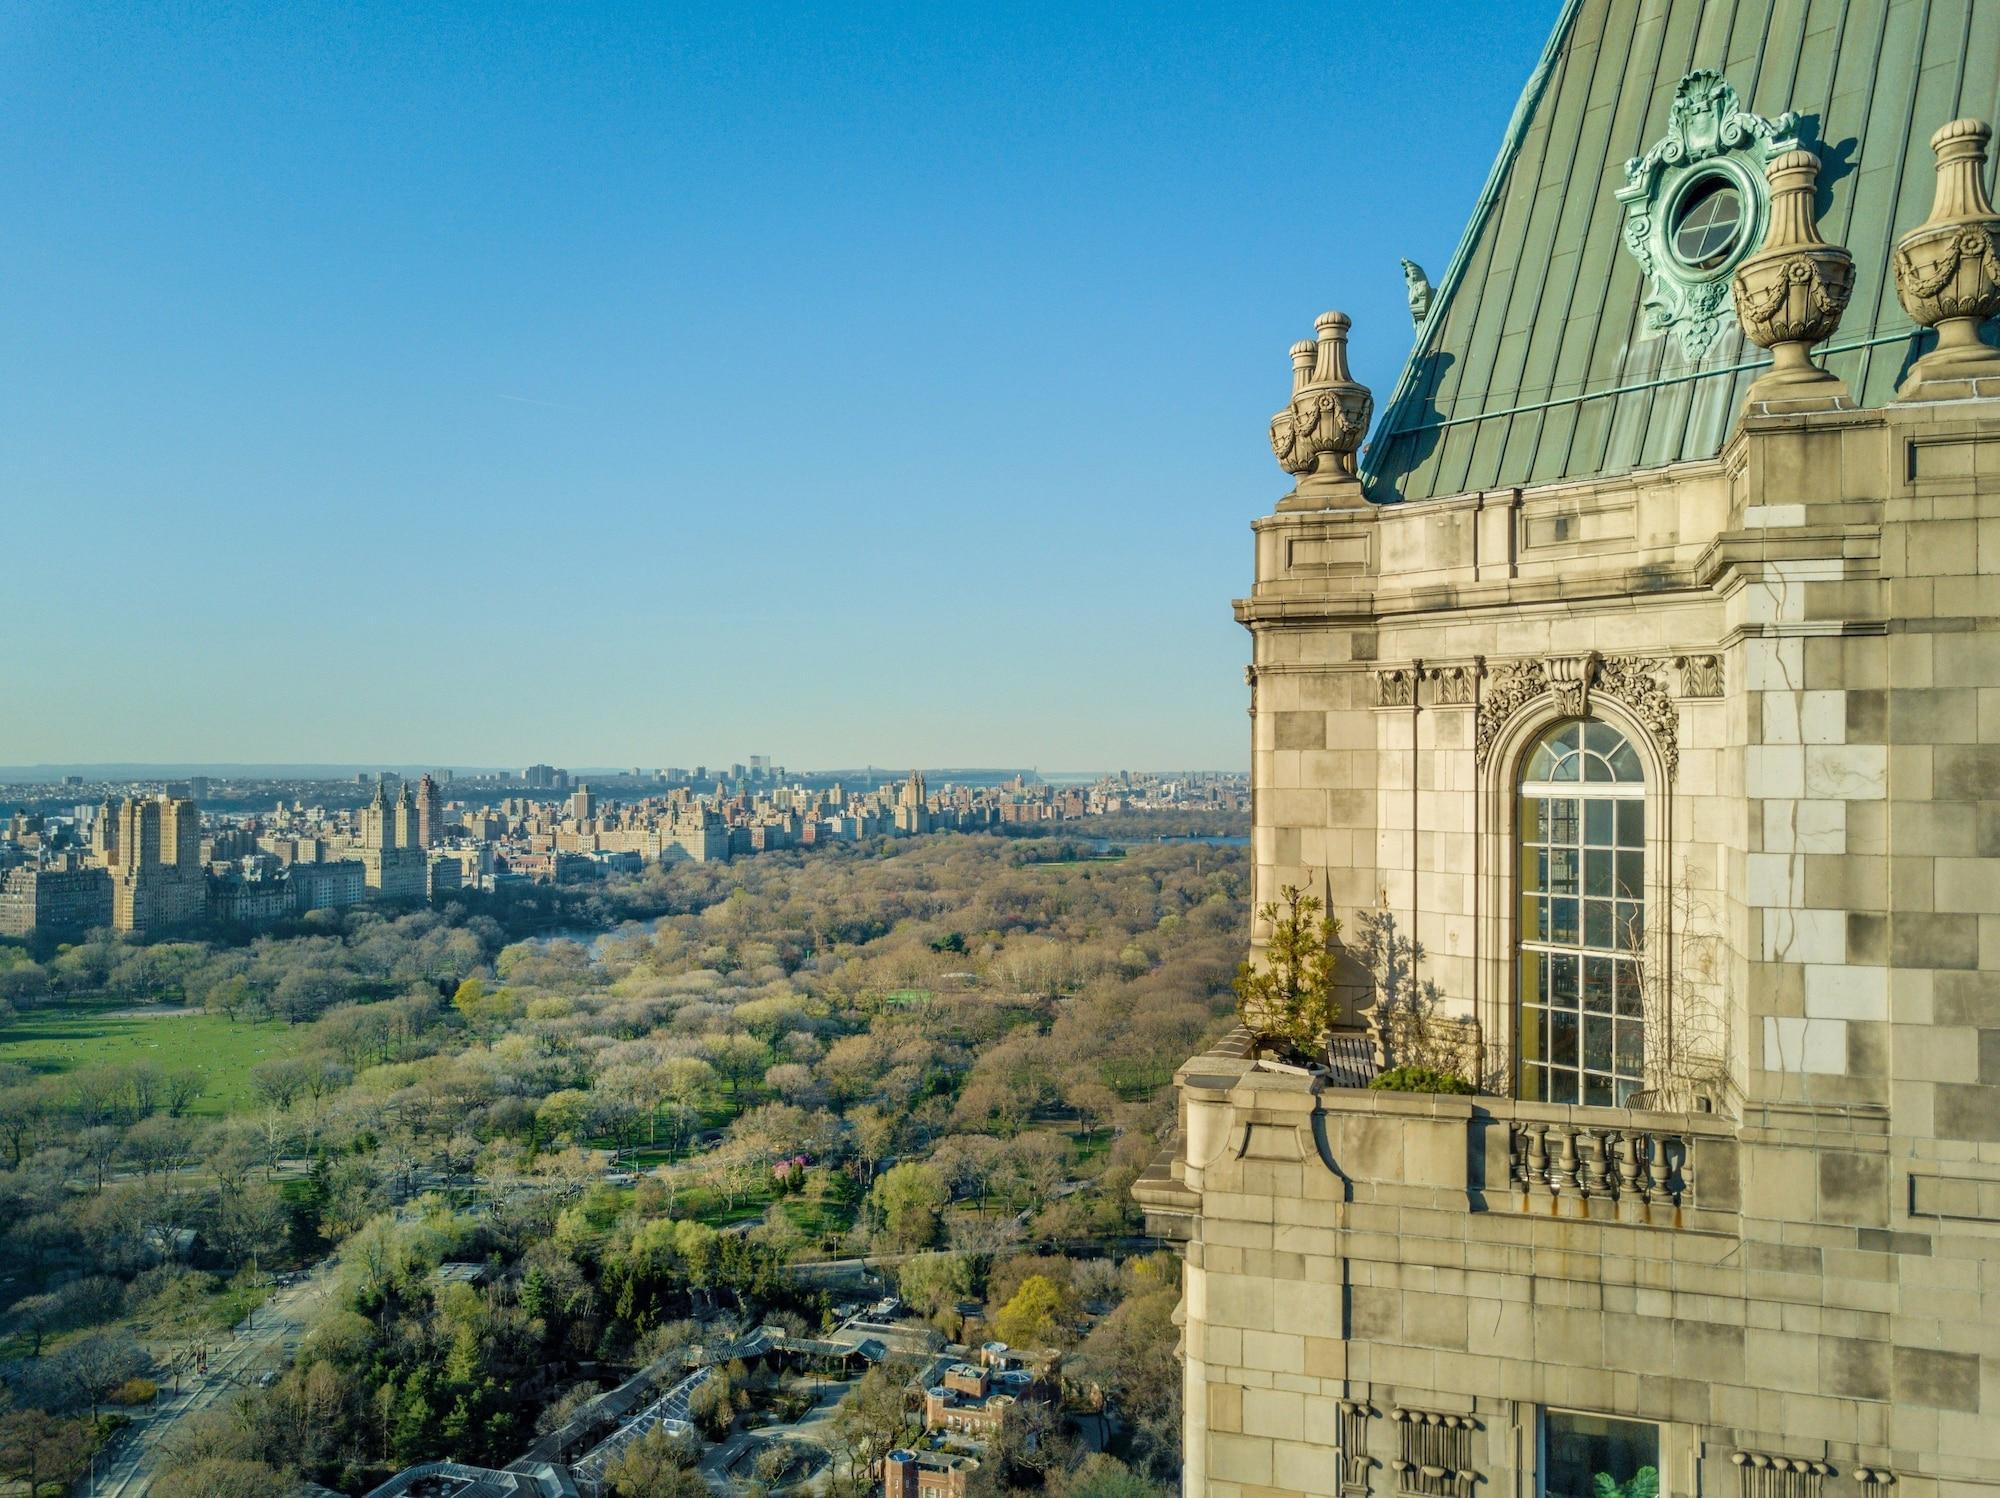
[
  {"xmin": 1137, "ymin": 1031, "xmax": 1743, "ymax": 1240},
  {"xmin": 1500, "ymin": 1100, "xmax": 1737, "ymax": 1226}
]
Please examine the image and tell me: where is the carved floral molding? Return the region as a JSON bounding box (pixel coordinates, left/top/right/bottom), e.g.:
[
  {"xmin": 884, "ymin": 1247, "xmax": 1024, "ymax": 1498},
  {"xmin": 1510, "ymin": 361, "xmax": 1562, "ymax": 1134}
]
[{"xmin": 1471, "ymin": 651, "xmax": 1682, "ymax": 779}]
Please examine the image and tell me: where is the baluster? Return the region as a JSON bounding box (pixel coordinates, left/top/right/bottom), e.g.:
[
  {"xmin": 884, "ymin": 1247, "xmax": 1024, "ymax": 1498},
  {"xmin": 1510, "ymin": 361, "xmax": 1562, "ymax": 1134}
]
[
  {"xmin": 1527, "ymin": 1124, "xmax": 1553, "ymax": 1207},
  {"xmin": 1677, "ymin": 1132, "xmax": 1695, "ymax": 1206},
  {"xmin": 1581, "ymin": 1126, "xmax": 1613, "ymax": 1204},
  {"xmin": 1645, "ymin": 1131, "xmax": 1669, "ymax": 1205},
  {"xmin": 1556, "ymin": 1125, "xmax": 1583, "ymax": 1197},
  {"xmin": 1614, "ymin": 1130, "xmax": 1641, "ymax": 1200}
]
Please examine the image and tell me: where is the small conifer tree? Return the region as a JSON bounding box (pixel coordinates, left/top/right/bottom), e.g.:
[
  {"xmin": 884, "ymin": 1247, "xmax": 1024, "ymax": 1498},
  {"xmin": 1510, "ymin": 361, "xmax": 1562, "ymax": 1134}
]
[{"xmin": 1233, "ymin": 883, "xmax": 1340, "ymax": 1059}]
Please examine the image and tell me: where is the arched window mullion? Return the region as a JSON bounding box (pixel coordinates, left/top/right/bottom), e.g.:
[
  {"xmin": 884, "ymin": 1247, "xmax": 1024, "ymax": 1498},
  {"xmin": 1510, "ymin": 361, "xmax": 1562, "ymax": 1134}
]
[{"xmin": 1517, "ymin": 717, "xmax": 1647, "ymax": 1107}]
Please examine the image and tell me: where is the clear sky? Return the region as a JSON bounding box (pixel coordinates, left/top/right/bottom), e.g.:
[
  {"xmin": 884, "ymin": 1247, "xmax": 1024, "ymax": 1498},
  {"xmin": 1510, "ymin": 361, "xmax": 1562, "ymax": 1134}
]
[{"xmin": 1, "ymin": 1, "xmax": 1559, "ymax": 773}]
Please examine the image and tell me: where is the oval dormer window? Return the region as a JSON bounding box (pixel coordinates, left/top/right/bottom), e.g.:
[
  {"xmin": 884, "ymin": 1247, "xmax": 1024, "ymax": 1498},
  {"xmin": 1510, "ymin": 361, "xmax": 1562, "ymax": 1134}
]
[{"xmin": 1669, "ymin": 174, "xmax": 1746, "ymax": 272}]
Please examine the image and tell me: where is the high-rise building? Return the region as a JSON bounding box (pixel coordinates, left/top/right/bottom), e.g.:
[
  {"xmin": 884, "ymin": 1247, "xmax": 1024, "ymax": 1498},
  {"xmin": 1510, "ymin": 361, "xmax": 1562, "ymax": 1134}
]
[
  {"xmin": 893, "ymin": 770, "xmax": 931, "ymax": 835},
  {"xmin": 100, "ymin": 795, "xmax": 205, "ymax": 934},
  {"xmin": 357, "ymin": 783, "xmax": 428, "ymax": 902},
  {"xmin": 1146, "ymin": 11, "xmax": 2000, "ymax": 1498},
  {"xmin": 414, "ymin": 772, "xmax": 443, "ymax": 849}
]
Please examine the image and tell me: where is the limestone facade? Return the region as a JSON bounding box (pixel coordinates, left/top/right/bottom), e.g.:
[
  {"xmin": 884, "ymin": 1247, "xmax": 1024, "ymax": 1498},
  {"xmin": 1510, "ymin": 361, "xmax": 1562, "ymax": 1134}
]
[{"xmin": 1145, "ymin": 147, "xmax": 2000, "ymax": 1498}]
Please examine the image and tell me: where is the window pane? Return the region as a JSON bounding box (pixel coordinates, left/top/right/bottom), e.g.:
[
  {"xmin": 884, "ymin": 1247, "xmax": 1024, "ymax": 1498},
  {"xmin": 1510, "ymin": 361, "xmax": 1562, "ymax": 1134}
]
[
  {"xmin": 1550, "ymin": 954, "xmax": 1578, "ymax": 1006},
  {"xmin": 1584, "ymin": 1016, "xmax": 1612, "ymax": 1071},
  {"xmin": 1520, "ymin": 1063, "xmax": 1546, "ymax": 1102},
  {"xmin": 1547, "ymin": 1067, "xmax": 1578, "ymax": 1105},
  {"xmin": 1551, "ymin": 897, "xmax": 1579, "ymax": 944},
  {"xmin": 1616, "ymin": 799, "xmax": 1643, "ymax": 846},
  {"xmin": 1520, "ymin": 952, "xmax": 1546, "ymax": 1014},
  {"xmin": 1614, "ymin": 962, "xmax": 1642, "ymax": 1018},
  {"xmin": 1521, "ymin": 798, "xmax": 1547, "ymax": 843},
  {"xmin": 1584, "ymin": 850, "xmax": 1612, "ymax": 897},
  {"xmin": 1615, "ymin": 902, "xmax": 1642, "ymax": 953},
  {"xmin": 1527, "ymin": 744, "xmax": 1559, "ymax": 782},
  {"xmin": 1615, "ymin": 851, "xmax": 1643, "ymax": 898},
  {"xmin": 1583, "ymin": 1073, "xmax": 1614, "ymax": 1107},
  {"xmin": 1547, "ymin": 799, "xmax": 1579, "ymax": 843},
  {"xmin": 1551, "ymin": 723, "xmax": 1579, "ymax": 756},
  {"xmin": 1523, "ymin": 844, "xmax": 1548, "ymax": 894},
  {"xmin": 1584, "ymin": 799, "xmax": 1614, "ymax": 846},
  {"xmin": 1550, "ymin": 751, "xmax": 1580, "ymax": 782},
  {"xmin": 1584, "ymin": 899, "xmax": 1613, "ymax": 950},
  {"xmin": 1615, "ymin": 1019, "xmax": 1644, "ymax": 1076},
  {"xmin": 1585, "ymin": 721, "xmax": 1622, "ymax": 758},
  {"xmin": 1549, "ymin": 848, "xmax": 1579, "ymax": 895},
  {"xmin": 1542, "ymin": 1411, "xmax": 1660, "ymax": 1498},
  {"xmin": 1583, "ymin": 751, "xmax": 1613, "ymax": 782},
  {"xmin": 1551, "ymin": 1010, "xmax": 1579, "ymax": 1068},
  {"xmin": 1583, "ymin": 956, "xmax": 1614, "ymax": 1013},
  {"xmin": 1610, "ymin": 740, "xmax": 1643, "ymax": 781}
]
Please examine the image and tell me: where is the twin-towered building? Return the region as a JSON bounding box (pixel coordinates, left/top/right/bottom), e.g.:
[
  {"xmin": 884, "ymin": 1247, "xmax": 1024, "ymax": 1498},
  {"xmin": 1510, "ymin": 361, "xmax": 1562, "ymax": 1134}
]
[{"xmin": 1147, "ymin": 5, "xmax": 2000, "ymax": 1498}]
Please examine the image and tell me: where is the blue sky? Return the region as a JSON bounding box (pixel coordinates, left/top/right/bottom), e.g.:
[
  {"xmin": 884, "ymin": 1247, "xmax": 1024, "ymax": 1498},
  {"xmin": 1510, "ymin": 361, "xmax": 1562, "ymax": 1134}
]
[{"xmin": 1, "ymin": 1, "xmax": 1558, "ymax": 772}]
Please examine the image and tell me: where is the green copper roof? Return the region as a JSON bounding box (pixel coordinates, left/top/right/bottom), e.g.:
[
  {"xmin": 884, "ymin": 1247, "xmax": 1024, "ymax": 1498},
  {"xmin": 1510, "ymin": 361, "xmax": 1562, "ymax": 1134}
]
[{"xmin": 1363, "ymin": 0, "xmax": 2000, "ymax": 503}]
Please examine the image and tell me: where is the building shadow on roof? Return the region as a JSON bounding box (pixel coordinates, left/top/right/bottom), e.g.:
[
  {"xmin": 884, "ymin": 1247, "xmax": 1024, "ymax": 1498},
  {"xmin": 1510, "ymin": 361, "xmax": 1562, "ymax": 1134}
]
[{"xmin": 1362, "ymin": 350, "xmax": 1455, "ymax": 505}]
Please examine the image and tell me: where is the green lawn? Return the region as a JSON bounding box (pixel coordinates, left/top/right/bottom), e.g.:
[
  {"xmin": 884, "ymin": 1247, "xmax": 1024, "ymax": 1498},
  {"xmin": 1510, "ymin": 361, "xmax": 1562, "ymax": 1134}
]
[{"xmin": 0, "ymin": 1006, "xmax": 311, "ymax": 1116}]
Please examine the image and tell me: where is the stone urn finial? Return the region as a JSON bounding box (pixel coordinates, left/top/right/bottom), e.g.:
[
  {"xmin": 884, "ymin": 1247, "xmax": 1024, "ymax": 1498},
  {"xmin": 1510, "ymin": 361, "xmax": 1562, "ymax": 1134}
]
[
  {"xmin": 1731, "ymin": 149, "xmax": 1855, "ymax": 413},
  {"xmin": 1270, "ymin": 311, "xmax": 1372, "ymax": 510},
  {"xmin": 1892, "ymin": 117, "xmax": 2000, "ymax": 398}
]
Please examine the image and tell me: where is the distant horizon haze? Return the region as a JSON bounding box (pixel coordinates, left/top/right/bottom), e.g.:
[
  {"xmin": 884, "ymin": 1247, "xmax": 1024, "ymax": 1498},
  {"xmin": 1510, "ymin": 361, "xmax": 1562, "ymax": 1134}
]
[{"xmin": 0, "ymin": 760, "xmax": 1244, "ymax": 785}]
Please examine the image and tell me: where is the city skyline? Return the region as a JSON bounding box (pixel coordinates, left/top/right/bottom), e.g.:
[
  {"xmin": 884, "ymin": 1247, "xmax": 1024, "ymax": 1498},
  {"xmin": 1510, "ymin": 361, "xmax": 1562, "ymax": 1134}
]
[{"xmin": 0, "ymin": 1, "xmax": 1558, "ymax": 769}]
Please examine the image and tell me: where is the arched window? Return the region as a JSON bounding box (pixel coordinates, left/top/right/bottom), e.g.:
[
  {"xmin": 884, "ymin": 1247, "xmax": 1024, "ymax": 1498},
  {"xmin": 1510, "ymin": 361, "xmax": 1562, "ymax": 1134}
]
[{"xmin": 1517, "ymin": 720, "xmax": 1645, "ymax": 1105}]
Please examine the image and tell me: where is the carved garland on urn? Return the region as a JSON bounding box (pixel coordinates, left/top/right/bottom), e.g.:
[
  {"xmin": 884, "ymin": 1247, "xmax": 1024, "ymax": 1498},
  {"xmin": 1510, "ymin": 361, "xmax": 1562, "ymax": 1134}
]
[{"xmin": 1472, "ymin": 652, "xmax": 1682, "ymax": 779}]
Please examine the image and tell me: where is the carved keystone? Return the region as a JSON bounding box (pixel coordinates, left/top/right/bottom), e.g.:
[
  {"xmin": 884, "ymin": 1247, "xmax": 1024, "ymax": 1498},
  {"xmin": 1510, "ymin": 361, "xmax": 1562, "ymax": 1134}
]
[
  {"xmin": 1732, "ymin": 149, "xmax": 1854, "ymax": 413},
  {"xmin": 1893, "ymin": 118, "xmax": 2000, "ymax": 399},
  {"xmin": 1270, "ymin": 311, "xmax": 1373, "ymax": 511}
]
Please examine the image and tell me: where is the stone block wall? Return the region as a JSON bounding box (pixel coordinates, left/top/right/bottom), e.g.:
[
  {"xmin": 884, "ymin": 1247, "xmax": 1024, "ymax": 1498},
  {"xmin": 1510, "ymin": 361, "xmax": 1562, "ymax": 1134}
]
[{"xmin": 1181, "ymin": 400, "xmax": 2000, "ymax": 1498}]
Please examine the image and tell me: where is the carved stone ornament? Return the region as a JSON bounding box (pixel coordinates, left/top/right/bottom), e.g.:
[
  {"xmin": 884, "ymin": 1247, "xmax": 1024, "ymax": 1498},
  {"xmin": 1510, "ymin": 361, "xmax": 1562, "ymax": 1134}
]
[
  {"xmin": 1245, "ymin": 664, "xmax": 1259, "ymax": 721},
  {"xmin": 1732, "ymin": 1451, "xmax": 1833, "ymax": 1498},
  {"xmin": 1732, "ymin": 149, "xmax": 1855, "ymax": 411},
  {"xmin": 1401, "ymin": 260, "xmax": 1434, "ymax": 327},
  {"xmin": 1426, "ymin": 661, "xmax": 1480, "ymax": 706},
  {"xmin": 1548, "ymin": 653, "xmax": 1598, "ymax": 718},
  {"xmin": 1593, "ymin": 656, "xmax": 1681, "ymax": 779},
  {"xmin": 1377, "ymin": 667, "xmax": 1417, "ymax": 708},
  {"xmin": 1854, "ymin": 1470, "xmax": 1896, "ymax": 1489},
  {"xmin": 1474, "ymin": 660, "xmax": 1550, "ymax": 769},
  {"xmin": 1674, "ymin": 652, "xmax": 1724, "ymax": 698},
  {"xmin": 1893, "ymin": 117, "xmax": 2000, "ymax": 398},
  {"xmin": 1474, "ymin": 655, "xmax": 1680, "ymax": 780},
  {"xmin": 1389, "ymin": 1408, "xmax": 1476, "ymax": 1498},
  {"xmin": 1616, "ymin": 70, "xmax": 1799, "ymax": 359},
  {"xmin": 1337, "ymin": 1400, "xmax": 1378, "ymax": 1498},
  {"xmin": 1271, "ymin": 311, "xmax": 1374, "ymax": 510}
]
